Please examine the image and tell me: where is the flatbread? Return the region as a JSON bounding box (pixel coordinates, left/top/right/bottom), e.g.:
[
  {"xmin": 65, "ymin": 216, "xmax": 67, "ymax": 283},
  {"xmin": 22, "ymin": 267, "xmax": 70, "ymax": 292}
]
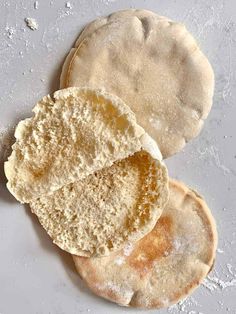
[
  {"xmin": 73, "ymin": 179, "xmax": 217, "ymax": 308},
  {"xmin": 30, "ymin": 150, "xmax": 168, "ymax": 256},
  {"xmin": 60, "ymin": 9, "xmax": 170, "ymax": 88},
  {"xmin": 75, "ymin": 9, "xmax": 171, "ymax": 48},
  {"xmin": 61, "ymin": 9, "xmax": 214, "ymax": 158},
  {"xmin": 5, "ymin": 87, "xmax": 147, "ymax": 203}
]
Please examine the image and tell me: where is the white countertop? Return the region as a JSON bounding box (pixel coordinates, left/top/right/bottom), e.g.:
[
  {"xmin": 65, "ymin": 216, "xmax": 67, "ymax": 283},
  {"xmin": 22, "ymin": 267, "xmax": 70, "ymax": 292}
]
[{"xmin": 0, "ymin": 1, "xmax": 236, "ymax": 313}]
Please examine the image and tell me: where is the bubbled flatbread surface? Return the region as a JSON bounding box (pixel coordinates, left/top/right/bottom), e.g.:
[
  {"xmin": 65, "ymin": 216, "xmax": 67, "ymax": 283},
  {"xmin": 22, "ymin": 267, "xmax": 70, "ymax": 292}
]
[
  {"xmin": 61, "ymin": 9, "xmax": 214, "ymax": 158},
  {"xmin": 73, "ymin": 179, "xmax": 217, "ymax": 308}
]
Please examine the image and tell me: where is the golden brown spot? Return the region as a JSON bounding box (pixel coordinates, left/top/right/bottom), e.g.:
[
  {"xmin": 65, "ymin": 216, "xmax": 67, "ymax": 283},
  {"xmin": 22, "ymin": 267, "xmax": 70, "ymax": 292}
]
[{"xmin": 127, "ymin": 216, "xmax": 173, "ymax": 276}]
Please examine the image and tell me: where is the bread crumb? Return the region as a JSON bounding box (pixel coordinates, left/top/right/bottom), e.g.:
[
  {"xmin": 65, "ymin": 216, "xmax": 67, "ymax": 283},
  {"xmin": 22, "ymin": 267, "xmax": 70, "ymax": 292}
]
[
  {"xmin": 114, "ymin": 256, "xmax": 125, "ymax": 265},
  {"xmin": 65, "ymin": 1, "xmax": 72, "ymax": 9},
  {"xmin": 5, "ymin": 26, "xmax": 16, "ymax": 39},
  {"xmin": 25, "ymin": 18, "xmax": 38, "ymax": 31}
]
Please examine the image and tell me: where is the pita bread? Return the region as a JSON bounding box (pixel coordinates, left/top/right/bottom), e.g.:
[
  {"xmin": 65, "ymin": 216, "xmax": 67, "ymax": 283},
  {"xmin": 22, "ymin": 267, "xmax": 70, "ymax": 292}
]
[
  {"xmin": 73, "ymin": 179, "xmax": 217, "ymax": 308},
  {"xmin": 75, "ymin": 9, "xmax": 171, "ymax": 48},
  {"xmin": 61, "ymin": 9, "xmax": 214, "ymax": 158},
  {"xmin": 5, "ymin": 87, "xmax": 147, "ymax": 203},
  {"xmin": 30, "ymin": 150, "xmax": 168, "ymax": 256},
  {"xmin": 60, "ymin": 9, "xmax": 170, "ymax": 88}
]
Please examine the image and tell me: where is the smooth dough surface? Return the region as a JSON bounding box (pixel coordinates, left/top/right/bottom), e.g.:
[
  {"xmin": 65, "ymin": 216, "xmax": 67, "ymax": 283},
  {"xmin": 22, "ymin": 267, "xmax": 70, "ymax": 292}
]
[
  {"xmin": 60, "ymin": 9, "xmax": 170, "ymax": 88},
  {"xmin": 30, "ymin": 151, "xmax": 168, "ymax": 257},
  {"xmin": 61, "ymin": 9, "xmax": 214, "ymax": 158},
  {"xmin": 73, "ymin": 179, "xmax": 217, "ymax": 308},
  {"xmin": 4, "ymin": 87, "xmax": 146, "ymax": 203}
]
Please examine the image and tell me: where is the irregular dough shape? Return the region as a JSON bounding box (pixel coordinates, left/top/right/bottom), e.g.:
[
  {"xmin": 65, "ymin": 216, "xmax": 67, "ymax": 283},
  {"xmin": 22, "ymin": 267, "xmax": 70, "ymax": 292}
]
[
  {"xmin": 30, "ymin": 150, "xmax": 169, "ymax": 256},
  {"xmin": 73, "ymin": 179, "xmax": 217, "ymax": 308},
  {"xmin": 4, "ymin": 87, "xmax": 146, "ymax": 203},
  {"xmin": 61, "ymin": 9, "xmax": 214, "ymax": 158}
]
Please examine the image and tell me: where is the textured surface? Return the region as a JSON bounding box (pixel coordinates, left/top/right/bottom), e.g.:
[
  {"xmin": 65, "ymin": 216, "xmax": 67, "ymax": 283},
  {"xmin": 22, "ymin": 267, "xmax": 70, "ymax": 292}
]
[
  {"xmin": 73, "ymin": 179, "xmax": 217, "ymax": 309},
  {"xmin": 61, "ymin": 9, "xmax": 214, "ymax": 158},
  {"xmin": 30, "ymin": 151, "xmax": 168, "ymax": 256},
  {"xmin": 5, "ymin": 87, "xmax": 145, "ymax": 203},
  {"xmin": 0, "ymin": 1, "xmax": 235, "ymax": 313}
]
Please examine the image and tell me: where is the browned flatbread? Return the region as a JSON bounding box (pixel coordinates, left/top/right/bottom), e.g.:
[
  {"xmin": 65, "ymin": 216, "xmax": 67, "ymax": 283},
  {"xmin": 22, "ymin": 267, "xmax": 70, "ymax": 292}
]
[{"xmin": 73, "ymin": 179, "xmax": 217, "ymax": 309}]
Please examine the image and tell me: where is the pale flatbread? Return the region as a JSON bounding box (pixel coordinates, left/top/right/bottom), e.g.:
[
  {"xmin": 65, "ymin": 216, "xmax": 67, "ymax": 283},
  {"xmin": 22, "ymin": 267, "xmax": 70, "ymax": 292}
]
[
  {"xmin": 4, "ymin": 87, "xmax": 147, "ymax": 203},
  {"xmin": 75, "ymin": 9, "xmax": 170, "ymax": 48},
  {"xmin": 30, "ymin": 150, "xmax": 168, "ymax": 256},
  {"xmin": 61, "ymin": 9, "xmax": 214, "ymax": 158},
  {"xmin": 73, "ymin": 179, "xmax": 217, "ymax": 308},
  {"xmin": 60, "ymin": 9, "xmax": 170, "ymax": 88}
]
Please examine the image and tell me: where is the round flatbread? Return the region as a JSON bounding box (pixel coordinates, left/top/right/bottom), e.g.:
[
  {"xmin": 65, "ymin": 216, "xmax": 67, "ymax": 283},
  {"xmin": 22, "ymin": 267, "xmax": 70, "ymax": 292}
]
[
  {"xmin": 73, "ymin": 179, "xmax": 217, "ymax": 308},
  {"xmin": 60, "ymin": 10, "xmax": 170, "ymax": 88},
  {"xmin": 74, "ymin": 9, "xmax": 170, "ymax": 54},
  {"xmin": 60, "ymin": 9, "xmax": 170, "ymax": 88},
  {"xmin": 61, "ymin": 9, "xmax": 214, "ymax": 158},
  {"xmin": 30, "ymin": 150, "xmax": 168, "ymax": 256}
]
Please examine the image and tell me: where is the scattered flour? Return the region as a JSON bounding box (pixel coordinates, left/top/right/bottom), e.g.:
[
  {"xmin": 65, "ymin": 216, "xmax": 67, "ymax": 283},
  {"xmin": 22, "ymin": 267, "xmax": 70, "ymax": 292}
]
[
  {"xmin": 123, "ymin": 242, "xmax": 133, "ymax": 256},
  {"xmin": 226, "ymin": 263, "xmax": 235, "ymax": 276},
  {"xmin": 202, "ymin": 260, "xmax": 236, "ymax": 293},
  {"xmin": 58, "ymin": 9, "xmax": 74, "ymax": 19},
  {"xmin": 65, "ymin": 2, "xmax": 72, "ymax": 9},
  {"xmin": 173, "ymin": 238, "xmax": 182, "ymax": 251},
  {"xmin": 102, "ymin": 0, "xmax": 118, "ymax": 4},
  {"xmin": 203, "ymin": 276, "xmax": 236, "ymax": 292},
  {"xmin": 25, "ymin": 18, "xmax": 38, "ymax": 31},
  {"xmin": 96, "ymin": 281, "xmax": 133, "ymax": 301},
  {"xmin": 114, "ymin": 256, "xmax": 125, "ymax": 266},
  {"xmin": 149, "ymin": 117, "xmax": 162, "ymax": 131},
  {"xmin": 34, "ymin": 1, "xmax": 39, "ymax": 9},
  {"xmin": 198, "ymin": 145, "xmax": 230, "ymax": 175},
  {"xmin": 77, "ymin": 307, "xmax": 91, "ymax": 313},
  {"xmin": 172, "ymin": 235, "xmax": 198, "ymax": 255},
  {"xmin": 168, "ymin": 296, "xmax": 200, "ymax": 313},
  {"xmin": 166, "ymin": 259, "xmax": 236, "ymax": 312}
]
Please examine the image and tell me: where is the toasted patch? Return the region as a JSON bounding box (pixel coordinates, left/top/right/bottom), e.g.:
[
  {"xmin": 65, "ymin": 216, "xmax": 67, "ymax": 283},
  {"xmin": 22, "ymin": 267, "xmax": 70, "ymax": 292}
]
[{"xmin": 73, "ymin": 179, "xmax": 217, "ymax": 308}]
